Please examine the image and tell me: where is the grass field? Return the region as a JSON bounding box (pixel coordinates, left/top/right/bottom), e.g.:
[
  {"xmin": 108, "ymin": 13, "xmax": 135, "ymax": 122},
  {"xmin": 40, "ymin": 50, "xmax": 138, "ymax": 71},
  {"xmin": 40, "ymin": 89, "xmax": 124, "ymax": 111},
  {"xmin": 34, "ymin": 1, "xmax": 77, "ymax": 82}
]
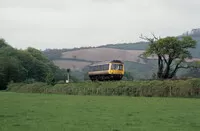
[{"xmin": 1, "ymin": 92, "xmax": 200, "ymax": 131}]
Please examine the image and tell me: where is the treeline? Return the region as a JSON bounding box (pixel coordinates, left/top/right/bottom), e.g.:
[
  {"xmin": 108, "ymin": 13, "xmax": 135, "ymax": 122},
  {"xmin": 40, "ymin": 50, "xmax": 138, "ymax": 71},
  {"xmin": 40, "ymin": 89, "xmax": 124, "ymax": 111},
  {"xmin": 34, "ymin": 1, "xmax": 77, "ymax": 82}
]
[
  {"xmin": 0, "ymin": 39, "xmax": 76, "ymax": 90},
  {"xmin": 43, "ymin": 46, "xmax": 96, "ymax": 60},
  {"xmin": 97, "ymin": 42, "xmax": 148, "ymax": 50}
]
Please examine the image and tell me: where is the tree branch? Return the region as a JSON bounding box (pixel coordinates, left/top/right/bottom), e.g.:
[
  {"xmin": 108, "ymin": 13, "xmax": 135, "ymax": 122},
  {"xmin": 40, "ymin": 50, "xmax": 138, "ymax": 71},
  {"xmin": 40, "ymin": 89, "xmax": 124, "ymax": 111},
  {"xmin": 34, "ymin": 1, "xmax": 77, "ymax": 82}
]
[
  {"xmin": 161, "ymin": 55, "xmax": 168, "ymax": 64},
  {"xmin": 151, "ymin": 33, "xmax": 160, "ymax": 40},
  {"xmin": 140, "ymin": 34, "xmax": 155, "ymax": 44},
  {"xmin": 177, "ymin": 62, "xmax": 200, "ymax": 69},
  {"xmin": 169, "ymin": 60, "xmax": 183, "ymax": 78},
  {"xmin": 177, "ymin": 66, "xmax": 190, "ymax": 69}
]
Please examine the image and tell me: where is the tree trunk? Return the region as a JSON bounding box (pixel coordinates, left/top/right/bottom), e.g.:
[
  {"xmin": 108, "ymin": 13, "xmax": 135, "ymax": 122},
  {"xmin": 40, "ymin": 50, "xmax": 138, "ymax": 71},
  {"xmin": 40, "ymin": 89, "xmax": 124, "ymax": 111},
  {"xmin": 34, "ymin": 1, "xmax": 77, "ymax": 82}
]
[{"xmin": 157, "ymin": 55, "xmax": 163, "ymax": 79}]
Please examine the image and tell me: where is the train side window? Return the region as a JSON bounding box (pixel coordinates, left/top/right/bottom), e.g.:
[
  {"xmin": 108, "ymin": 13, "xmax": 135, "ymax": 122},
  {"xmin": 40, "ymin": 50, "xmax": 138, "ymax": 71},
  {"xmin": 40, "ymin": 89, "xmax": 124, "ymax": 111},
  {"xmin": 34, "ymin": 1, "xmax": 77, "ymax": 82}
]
[
  {"xmin": 100, "ymin": 65, "xmax": 103, "ymax": 71},
  {"xmin": 105, "ymin": 64, "xmax": 109, "ymax": 70},
  {"xmin": 97, "ymin": 66, "xmax": 99, "ymax": 71},
  {"xmin": 103, "ymin": 64, "xmax": 108, "ymax": 70}
]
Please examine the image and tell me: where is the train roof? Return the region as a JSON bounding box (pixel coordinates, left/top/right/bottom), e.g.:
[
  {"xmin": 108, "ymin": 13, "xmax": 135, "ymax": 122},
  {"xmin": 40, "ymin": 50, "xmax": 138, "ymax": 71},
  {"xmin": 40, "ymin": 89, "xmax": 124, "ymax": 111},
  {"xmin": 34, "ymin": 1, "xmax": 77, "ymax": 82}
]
[{"xmin": 89, "ymin": 60, "xmax": 124, "ymax": 66}]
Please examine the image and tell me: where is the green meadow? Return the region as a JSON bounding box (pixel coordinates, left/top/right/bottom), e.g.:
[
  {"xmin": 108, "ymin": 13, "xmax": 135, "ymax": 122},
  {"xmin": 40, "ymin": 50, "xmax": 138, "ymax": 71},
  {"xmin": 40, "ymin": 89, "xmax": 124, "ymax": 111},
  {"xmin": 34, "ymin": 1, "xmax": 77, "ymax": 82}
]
[{"xmin": 1, "ymin": 92, "xmax": 200, "ymax": 131}]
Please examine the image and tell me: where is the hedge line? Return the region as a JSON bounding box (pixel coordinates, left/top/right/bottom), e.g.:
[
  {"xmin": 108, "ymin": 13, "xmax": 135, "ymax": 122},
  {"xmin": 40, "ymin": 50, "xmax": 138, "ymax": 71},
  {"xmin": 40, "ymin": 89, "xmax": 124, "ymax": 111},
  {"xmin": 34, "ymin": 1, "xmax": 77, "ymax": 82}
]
[{"xmin": 6, "ymin": 78, "xmax": 200, "ymax": 97}]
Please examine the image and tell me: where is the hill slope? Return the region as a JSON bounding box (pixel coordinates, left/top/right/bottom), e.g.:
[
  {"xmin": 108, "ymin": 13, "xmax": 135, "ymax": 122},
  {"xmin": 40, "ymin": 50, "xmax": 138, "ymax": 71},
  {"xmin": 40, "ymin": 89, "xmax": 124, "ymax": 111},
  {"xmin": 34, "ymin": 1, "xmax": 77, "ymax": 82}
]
[
  {"xmin": 98, "ymin": 35, "xmax": 200, "ymax": 58},
  {"xmin": 97, "ymin": 41, "xmax": 148, "ymax": 50},
  {"xmin": 42, "ymin": 28, "xmax": 200, "ymax": 80},
  {"xmin": 61, "ymin": 48, "xmax": 144, "ymax": 63}
]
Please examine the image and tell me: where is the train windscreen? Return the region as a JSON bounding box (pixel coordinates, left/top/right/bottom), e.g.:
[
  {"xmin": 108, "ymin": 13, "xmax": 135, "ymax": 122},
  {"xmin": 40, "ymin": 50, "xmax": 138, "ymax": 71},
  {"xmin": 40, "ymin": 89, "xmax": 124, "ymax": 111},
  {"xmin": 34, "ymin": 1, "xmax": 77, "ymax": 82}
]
[{"xmin": 111, "ymin": 63, "xmax": 123, "ymax": 70}]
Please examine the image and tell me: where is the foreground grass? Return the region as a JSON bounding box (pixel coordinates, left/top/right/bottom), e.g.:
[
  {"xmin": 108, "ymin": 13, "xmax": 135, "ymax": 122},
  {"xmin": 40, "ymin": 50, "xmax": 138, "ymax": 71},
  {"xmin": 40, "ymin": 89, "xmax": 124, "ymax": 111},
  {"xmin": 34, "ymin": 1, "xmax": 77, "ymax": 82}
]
[{"xmin": 0, "ymin": 92, "xmax": 200, "ymax": 131}]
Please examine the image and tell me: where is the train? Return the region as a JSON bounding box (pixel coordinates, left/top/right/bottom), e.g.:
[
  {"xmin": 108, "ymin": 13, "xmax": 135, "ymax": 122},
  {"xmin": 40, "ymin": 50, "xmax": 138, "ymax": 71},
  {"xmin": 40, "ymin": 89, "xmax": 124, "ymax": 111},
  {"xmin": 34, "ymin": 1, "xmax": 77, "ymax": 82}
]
[{"xmin": 88, "ymin": 60, "xmax": 125, "ymax": 81}]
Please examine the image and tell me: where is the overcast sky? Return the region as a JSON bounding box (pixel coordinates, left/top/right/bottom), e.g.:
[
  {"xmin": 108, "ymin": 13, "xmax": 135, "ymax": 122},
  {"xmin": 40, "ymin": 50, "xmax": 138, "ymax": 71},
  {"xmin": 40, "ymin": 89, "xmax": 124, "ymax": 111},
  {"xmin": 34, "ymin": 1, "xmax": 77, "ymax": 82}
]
[{"xmin": 0, "ymin": 0, "xmax": 200, "ymax": 50}]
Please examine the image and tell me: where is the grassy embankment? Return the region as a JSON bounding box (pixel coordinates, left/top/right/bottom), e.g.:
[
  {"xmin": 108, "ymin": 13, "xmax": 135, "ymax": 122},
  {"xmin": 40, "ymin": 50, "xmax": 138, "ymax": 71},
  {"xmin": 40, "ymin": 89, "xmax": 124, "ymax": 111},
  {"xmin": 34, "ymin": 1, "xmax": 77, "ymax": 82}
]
[
  {"xmin": 7, "ymin": 78, "xmax": 200, "ymax": 97},
  {"xmin": 0, "ymin": 92, "xmax": 200, "ymax": 131}
]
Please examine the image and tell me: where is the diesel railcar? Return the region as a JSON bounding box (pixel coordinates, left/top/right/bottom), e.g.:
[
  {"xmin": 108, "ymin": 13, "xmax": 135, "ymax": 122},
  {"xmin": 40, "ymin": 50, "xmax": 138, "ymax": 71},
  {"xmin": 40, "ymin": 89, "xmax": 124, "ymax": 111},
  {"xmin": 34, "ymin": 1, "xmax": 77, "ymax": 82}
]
[{"xmin": 88, "ymin": 60, "xmax": 124, "ymax": 81}]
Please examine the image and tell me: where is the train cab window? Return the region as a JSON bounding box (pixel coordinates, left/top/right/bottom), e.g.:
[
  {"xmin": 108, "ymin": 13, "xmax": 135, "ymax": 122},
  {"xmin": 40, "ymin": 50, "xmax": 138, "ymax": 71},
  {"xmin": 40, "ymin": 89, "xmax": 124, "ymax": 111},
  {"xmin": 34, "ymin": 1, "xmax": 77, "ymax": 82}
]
[
  {"xmin": 119, "ymin": 64, "xmax": 123, "ymax": 70},
  {"xmin": 111, "ymin": 64, "xmax": 115, "ymax": 70},
  {"xmin": 111, "ymin": 64, "xmax": 123, "ymax": 70}
]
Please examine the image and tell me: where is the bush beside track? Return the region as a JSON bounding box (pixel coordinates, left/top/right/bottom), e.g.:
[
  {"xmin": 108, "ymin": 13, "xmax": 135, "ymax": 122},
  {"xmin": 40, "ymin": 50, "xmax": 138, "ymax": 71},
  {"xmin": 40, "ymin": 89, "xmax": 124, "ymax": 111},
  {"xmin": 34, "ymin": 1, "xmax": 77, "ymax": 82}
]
[{"xmin": 6, "ymin": 78, "xmax": 200, "ymax": 97}]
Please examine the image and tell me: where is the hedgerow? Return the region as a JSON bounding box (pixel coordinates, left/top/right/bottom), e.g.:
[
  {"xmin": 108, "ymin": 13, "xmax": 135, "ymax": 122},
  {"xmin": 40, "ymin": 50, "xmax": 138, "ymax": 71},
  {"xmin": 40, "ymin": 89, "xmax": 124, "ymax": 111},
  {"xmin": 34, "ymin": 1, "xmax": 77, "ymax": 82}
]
[{"xmin": 6, "ymin": 78, "xmax": 200, "ymax": 97}]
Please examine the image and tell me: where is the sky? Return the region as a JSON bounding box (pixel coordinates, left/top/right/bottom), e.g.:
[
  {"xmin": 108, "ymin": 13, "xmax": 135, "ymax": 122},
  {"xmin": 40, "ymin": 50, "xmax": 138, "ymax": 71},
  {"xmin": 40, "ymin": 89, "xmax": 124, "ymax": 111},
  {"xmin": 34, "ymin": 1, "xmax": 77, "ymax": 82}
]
[{"xmin": 0, "ymin": 0, "xmax": 200, "ymax": 50}]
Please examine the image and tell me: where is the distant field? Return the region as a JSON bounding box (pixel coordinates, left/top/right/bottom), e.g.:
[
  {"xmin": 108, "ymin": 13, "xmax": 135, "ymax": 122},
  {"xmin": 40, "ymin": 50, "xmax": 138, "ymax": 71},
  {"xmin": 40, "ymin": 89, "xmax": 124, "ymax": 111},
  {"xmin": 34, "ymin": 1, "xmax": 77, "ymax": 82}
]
[
  {"xmin": 61, "ymin": 48, "xmax": 144, "ymax": 62},
  {"xmin": 1, "ymin": 92, "xmax": 200, "ymax": 131},
  {"xmin": 53, "ymin": 60, "xmax": 91, "ymax": 70}
]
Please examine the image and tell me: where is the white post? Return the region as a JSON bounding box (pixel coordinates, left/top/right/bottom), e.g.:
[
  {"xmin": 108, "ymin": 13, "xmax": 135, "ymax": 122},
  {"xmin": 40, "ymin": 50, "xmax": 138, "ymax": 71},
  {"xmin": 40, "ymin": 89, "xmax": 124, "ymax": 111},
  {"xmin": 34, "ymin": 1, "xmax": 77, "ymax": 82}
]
[
  {"xmin": 66, "ymin": 73, "xmax": 69, "ymax": 83},
  {"xmin": 67, "ymin": 73, "xmax": 69, "ymax": 82}
]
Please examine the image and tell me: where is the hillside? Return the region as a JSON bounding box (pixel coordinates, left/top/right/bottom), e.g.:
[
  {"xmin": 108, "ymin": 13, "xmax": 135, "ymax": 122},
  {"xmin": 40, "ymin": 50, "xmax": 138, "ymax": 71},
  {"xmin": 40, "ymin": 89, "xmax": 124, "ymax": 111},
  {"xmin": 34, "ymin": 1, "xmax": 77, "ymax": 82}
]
[
  {"xmin": 97, "ymin": 41, "xmax": 148, "ymax": 50},
  {"xmin": 50, "ymin": 46, "xmax": 200, "ymax": 72},
  {"xmin": 61, "ymin": 48, "xmax": 144, "ymax": 63},
  {"xmin": 42, "ymin": 28, "xmax": 200, "ymax": 81},
  {"xmin": 98, "ymin": 34, "xmax": 200, "ymax": 58}
]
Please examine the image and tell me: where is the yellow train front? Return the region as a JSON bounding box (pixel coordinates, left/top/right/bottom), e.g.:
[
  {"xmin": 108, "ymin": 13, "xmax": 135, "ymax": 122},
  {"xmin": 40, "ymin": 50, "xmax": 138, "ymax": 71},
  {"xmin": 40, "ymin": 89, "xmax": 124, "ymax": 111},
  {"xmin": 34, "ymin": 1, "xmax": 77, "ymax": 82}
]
[{"xmin": 88, "ymin": 60, "xmax": 124, "ymax": 81}]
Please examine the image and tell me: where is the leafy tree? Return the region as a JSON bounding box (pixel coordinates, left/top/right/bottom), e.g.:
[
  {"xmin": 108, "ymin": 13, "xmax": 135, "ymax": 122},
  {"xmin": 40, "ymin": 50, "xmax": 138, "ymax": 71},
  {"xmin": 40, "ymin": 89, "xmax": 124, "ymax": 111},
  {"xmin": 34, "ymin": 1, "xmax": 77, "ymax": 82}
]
[
  {"xmin": 123, "ymin": 71, "xmax": 134, "ymax": 80},
  {"xmin": 69, "ymin": 74, "xmax": 79, "ymax": 82},
  {"xmin": 0, "ymin": 38, "xmax": 11, "ymax": 48},
  {"xmin": 0, "ymin": 60, "xmax": 7, "ymax": 90},
  {"xmin": 0, "ymin": 38, "xmax": 62, "ymax": 89},
  {"xmin": 54, "ymin": 68, "xmax": 79, "ymax": 83},
  {"xmin": 83, "ymin": 72, "xmax": 90, "ymax": 81},
  {"xmin": 42, "ymin": 49, "xmax": 62, "ymax": 60},
  {"xmin": 140, "ymin": 34, "xmax": 197, "ymax": 79},
  {"xmin": 183, "ymin": 61, "xmax": 200, "ymax": 78},
  {"xmin": 45, "ymin": 72, "xmax": 55, "ymax": 85},
  {"xmin": 22, "ymin": 47, "xmax": 58, "ymax": 82},
  {"xmin": 0, "ymin": 42, "xmax": 27, "ymax": 89},
  {"xmin": 26, "ymin": 47, "xmax": 49, "ymax": 62}
]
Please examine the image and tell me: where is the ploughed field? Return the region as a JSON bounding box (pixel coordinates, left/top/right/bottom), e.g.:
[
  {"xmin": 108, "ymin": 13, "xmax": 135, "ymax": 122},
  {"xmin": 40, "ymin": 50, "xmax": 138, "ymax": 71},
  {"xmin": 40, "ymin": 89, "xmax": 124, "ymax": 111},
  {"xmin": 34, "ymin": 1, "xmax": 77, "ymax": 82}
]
[{"xmin": 0, "ymin": 92, "xmax": 200, "ymax": 131}]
